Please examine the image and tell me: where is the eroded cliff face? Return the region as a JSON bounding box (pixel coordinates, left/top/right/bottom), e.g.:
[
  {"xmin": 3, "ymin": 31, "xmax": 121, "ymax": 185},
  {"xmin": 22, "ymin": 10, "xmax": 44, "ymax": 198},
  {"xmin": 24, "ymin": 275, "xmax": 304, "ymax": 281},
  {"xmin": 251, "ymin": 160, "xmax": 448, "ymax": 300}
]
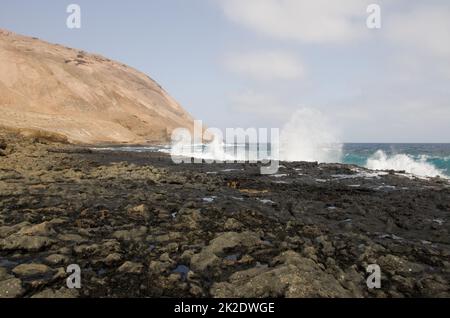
[{"xmin": 0, "ymin": 29, "xmax": 195, "ymax": 144}]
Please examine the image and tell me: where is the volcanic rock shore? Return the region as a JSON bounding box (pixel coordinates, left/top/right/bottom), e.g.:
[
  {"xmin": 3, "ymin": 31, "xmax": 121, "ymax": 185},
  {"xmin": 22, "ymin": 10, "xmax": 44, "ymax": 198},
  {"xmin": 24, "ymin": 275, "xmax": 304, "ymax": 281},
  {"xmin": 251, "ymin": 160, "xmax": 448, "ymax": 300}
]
[{"xmin": 0, "ymin": 128, "xmax": 449, "ymax": 298}]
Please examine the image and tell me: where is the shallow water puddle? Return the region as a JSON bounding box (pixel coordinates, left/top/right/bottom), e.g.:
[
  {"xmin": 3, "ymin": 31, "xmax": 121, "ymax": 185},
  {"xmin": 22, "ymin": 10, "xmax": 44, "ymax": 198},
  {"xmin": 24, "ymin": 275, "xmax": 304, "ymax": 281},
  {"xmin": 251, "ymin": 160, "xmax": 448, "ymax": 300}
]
[
  {"xmin": 374, "ymin": 185, "xmax": 396, "ymax": 190},
  {"xmin": 0, "ymin": 257, "xmax": 18, "ymax": 269},
  {"xmin": 202, "ymin": 196, "xmax": 217, "ymax": 203},
  {"xmin": 378, "ymin": 233, "xmax": 404, "ymax": 240},
  {"xmin": 224, "ymin": 254, "xmax": 240, "ymax": 261},
  {"xmin": 432, "ymin": 219, "xmax": 444, "ymax": 225},
  {"xmin": 173, "ymin": 265, "xmax": 190, "ymax": 281},
  {"xmin": 257, "ymin": 198, "xmax": 275, "ymax": 205},
  {"xmin": 271, "ymin": 174, "xmax": 287, "ymax": 178}
]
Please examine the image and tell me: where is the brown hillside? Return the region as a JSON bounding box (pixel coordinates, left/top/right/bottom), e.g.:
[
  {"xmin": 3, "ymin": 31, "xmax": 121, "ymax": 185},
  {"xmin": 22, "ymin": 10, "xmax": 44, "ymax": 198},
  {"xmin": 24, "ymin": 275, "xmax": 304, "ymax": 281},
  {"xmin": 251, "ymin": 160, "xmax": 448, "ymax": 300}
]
[{"xmin": 0, "ymin": 29, "xmax": 195, "ymax": 144}]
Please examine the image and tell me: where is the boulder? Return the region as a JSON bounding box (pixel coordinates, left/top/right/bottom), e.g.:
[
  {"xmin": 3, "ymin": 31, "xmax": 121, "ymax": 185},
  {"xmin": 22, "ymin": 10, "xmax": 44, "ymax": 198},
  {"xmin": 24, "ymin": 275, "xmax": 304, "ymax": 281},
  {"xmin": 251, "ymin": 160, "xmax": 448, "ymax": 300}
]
[
  {"xmin": 0, "ymin": 278, "xmax": 24, "ymax": 298},
  {"xmin": 191, "ymin": 231, "xmax": 262, "ymax": 272},
  {"xmin": 117, "ymin": 261, "xmax": 144, "ymax": 274},
  {"xmin": 378, "ymin": 254, "xmax": 425, "ymax": 275},
  {"xmin": 0, "ymin": 222, "xmax": 30, "ymax": 238},
  {"xmin": 0, "ymin": 235, "xmax": 55, "ymax": 252},
  {"xmin": 224, "ymin": 218, "xmax": 243, "ymax": 231},
  {"xmin": 103, "ymin": 253, "xmax": 123, "ymax": 266},
  {"xmin": 210, "ymin": 251, "xmax": 351, "ymax": 298},
  {"xmin": 17, "ymin": 222, "xmax": 55, "ymax": 236},
  {"xmin": 127, "ymin": 204, "xmax": 151, "ymax": 221},
  {"xmin": 12, "ymin": 263, "xmax": 52, "ymax": 278},
  {"xmin": 45, "ymin": 254, "xmax": 69, "ymax": 265}
]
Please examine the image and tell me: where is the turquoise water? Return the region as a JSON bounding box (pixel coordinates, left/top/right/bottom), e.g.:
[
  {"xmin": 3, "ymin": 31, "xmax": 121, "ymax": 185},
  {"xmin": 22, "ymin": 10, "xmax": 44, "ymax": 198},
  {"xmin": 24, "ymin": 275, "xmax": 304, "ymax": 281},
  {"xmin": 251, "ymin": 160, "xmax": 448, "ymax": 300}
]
[{"xmin": 342, "ymin": 143, "xmax": 450, "ymax": 177}]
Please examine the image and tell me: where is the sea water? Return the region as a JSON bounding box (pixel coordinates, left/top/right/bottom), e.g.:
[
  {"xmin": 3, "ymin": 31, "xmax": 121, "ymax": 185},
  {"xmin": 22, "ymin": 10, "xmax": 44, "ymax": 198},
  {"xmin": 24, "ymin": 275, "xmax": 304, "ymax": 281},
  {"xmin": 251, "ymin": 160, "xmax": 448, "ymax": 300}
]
[
  {"xmin": 99, "ymin": 142, "xmax": 450, "ymax": 179},
  {"xmin": 342, "ymin": 143, "xmax": 450, "ymax": 178},
  {"xmin": 94, "ymin": 107, "xmax": 449, "ymax": 178},
  {"xmin": 170, "ymin": 143, "xmax": 450, "ymax": 178}
]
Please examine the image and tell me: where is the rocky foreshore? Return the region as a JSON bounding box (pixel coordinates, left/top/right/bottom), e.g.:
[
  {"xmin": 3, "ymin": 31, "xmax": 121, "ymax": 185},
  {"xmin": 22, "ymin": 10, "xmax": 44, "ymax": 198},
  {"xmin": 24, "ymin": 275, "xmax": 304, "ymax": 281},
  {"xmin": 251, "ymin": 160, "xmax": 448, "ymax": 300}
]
[{"xmin": 0, "ymin": 128, "xmax": 449, "ymax": 298}]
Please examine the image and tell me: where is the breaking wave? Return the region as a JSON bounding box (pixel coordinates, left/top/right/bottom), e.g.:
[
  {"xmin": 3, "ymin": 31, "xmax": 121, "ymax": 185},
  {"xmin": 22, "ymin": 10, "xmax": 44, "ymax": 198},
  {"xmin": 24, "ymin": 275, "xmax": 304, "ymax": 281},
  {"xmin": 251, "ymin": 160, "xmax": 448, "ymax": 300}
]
[
  {"xmin": 366, "ymin": 150, "xmax": 447, "ymax": 178},
  {"xmin": 279, "ymin": 108, "xmax": 342, "ymax": 163},
  {"xmin": 167, "ymin": 108, "xmax": 343, "ymax": 164},
  {"xmin": 167, "ymin": 134, "xmax": 247, "ymax": 162}
]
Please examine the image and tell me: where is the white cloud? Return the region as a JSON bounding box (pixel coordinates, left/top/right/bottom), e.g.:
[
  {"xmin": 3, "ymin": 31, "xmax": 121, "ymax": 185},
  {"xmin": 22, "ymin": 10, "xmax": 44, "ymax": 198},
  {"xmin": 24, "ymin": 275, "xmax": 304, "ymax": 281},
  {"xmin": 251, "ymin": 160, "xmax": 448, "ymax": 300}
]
[
  {"xmin": 216, "ymin": 0, "xmax": 450, "ymax": 142},
  {"xmin": 333, "ymin": 93, "xmax": 450, "ymax": 142},
  {"xmin": 385, "ymin": 5, "xmax": 450, "ymax": 81},
  {"xmin": 224, "ymin": 50, "xmax": 305, "ymax": 81},
  {"xmin": 218, "ymin": 0, "xmax": 368, "ymax": 43},
  {"xmin": 387, "ymin": 6, "xmax": 450, "ymax": 58}
]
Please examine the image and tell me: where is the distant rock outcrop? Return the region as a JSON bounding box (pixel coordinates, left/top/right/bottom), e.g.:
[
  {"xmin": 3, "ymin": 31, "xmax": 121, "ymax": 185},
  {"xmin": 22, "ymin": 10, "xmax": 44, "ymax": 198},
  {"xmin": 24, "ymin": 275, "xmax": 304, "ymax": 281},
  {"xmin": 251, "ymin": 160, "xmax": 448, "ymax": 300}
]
[{"xmin": 0, "ymin": 29, "xmax": 195, "ymax": 144}]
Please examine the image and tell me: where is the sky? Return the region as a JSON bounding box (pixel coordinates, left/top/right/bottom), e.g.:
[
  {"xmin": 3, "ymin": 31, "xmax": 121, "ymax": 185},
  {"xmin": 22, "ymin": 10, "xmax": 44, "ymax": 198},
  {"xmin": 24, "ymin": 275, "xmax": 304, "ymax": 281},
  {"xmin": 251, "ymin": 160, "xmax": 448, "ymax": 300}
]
[{"xmin": 1, "ymin": 0, "xmax": 449, "ymax": 142}]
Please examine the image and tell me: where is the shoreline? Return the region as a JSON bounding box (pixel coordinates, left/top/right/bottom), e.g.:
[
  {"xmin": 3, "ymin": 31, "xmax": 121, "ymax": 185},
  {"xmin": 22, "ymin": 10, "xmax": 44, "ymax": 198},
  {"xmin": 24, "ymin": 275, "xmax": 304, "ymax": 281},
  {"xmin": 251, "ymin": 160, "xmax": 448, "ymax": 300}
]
[{"xmin": 0, "ymin": 129, "xmax": 449, "ymax": 298}]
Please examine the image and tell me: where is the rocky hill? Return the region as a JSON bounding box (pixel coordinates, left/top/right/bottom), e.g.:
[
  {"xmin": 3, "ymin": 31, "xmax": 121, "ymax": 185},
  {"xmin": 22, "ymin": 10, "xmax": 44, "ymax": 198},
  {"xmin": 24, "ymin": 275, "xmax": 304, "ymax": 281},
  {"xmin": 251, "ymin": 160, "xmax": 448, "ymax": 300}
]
[{"xmin": 0, "ymin": 29, "xmax": 195, "ymax": 144}]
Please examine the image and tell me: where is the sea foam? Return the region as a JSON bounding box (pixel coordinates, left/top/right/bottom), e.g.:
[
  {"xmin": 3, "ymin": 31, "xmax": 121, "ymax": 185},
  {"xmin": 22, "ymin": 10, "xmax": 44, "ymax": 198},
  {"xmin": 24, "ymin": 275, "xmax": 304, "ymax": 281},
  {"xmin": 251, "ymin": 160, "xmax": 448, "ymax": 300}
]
[
  {"xmin": 279, "ymin": 108, "xmax": 342, "ymax": 163},
  {"xmin": 366, "ymin": 150, "xmax": 446, "ymax": 178},
  {"xmin": 168, "ymin": 108, "xmax": 343, "ymax": 164}
]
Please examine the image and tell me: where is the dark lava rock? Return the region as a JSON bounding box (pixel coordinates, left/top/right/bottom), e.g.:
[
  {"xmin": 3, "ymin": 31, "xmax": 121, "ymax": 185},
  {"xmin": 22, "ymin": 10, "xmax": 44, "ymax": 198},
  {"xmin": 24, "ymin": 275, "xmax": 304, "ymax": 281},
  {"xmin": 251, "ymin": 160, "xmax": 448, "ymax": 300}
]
[{"xmin": 0, "ymin": 127, "xmax": 448, "ymax": 298}]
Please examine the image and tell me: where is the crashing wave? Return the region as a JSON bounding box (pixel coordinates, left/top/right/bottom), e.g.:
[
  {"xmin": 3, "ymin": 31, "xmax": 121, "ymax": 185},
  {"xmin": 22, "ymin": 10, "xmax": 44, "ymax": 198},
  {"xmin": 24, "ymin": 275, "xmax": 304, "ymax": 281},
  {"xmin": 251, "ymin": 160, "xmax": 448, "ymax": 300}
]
[{"xmin": 366, "ymin": 150, "xmax": 447, "ymax": 179}]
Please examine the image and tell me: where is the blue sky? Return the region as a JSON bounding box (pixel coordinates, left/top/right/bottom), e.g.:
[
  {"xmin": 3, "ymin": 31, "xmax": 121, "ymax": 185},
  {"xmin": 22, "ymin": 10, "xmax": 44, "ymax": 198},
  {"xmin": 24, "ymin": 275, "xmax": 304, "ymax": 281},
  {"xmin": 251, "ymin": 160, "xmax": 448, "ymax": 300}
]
[{"xmin": 1, "ymin": 0, "xmax": 449, "ymax": 142}]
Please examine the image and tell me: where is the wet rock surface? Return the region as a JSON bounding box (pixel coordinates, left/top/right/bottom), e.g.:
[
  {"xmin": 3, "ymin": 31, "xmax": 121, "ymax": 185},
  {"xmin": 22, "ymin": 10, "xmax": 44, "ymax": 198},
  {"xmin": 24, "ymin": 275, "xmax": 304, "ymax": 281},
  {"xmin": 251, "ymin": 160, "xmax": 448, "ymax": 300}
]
[{"xmin": 0, "ymin": 129, "xmax": 449, "ymax": 298}]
